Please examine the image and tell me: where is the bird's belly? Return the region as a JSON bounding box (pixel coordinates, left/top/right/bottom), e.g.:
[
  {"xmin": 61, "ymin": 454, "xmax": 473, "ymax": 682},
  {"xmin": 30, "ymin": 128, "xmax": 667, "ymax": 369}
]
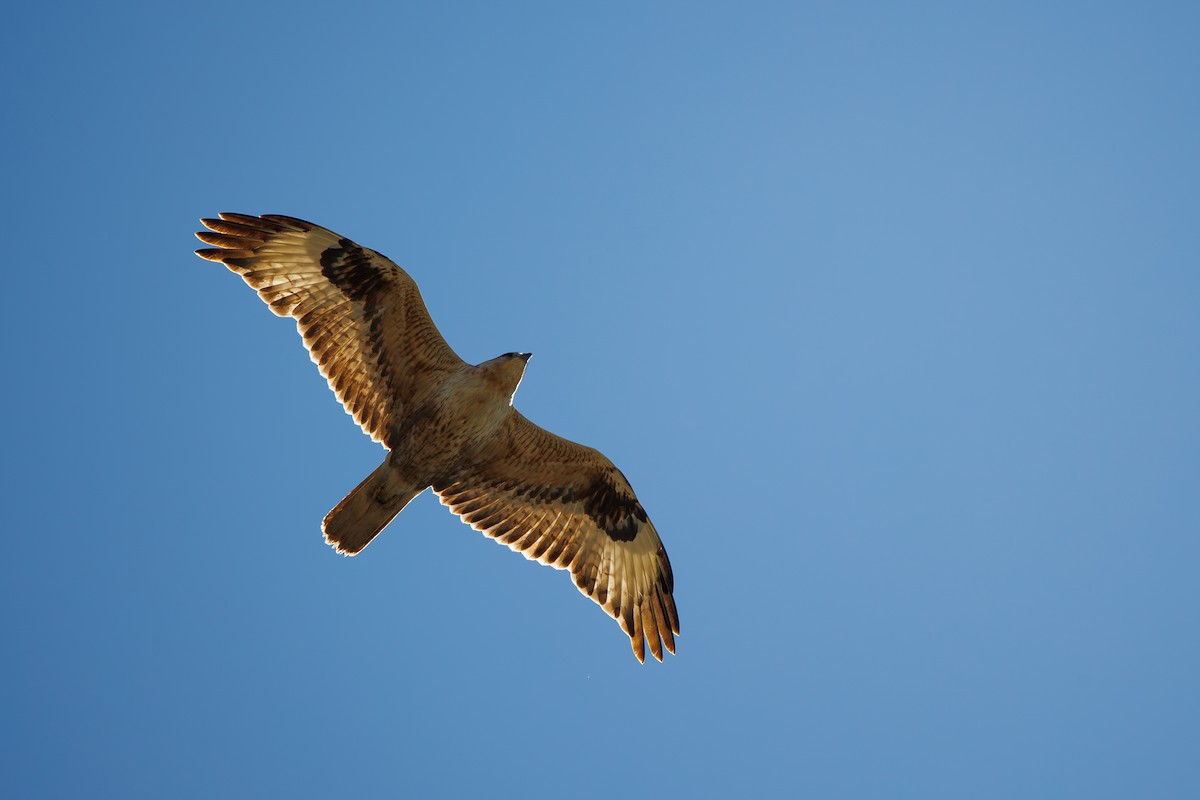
[{"xmin": 390, "ymin": 390, "xmax": 511, "ymax": 481}]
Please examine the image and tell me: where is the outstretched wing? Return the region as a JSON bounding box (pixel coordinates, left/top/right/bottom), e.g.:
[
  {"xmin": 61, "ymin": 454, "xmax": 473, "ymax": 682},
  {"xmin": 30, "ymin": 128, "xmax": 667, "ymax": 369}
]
[
  {"xmin": 195, "ymin": 213, "xmax": 465, "ymax": 446},
  {"xmin": 434, "ymin": 413, "xmax": 679, "ymax": 662}
]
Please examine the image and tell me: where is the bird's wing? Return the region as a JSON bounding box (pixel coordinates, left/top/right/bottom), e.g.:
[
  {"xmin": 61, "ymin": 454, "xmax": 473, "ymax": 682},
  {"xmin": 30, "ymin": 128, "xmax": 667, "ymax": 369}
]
[
  {"xmin": 195, "ymin": 213, "xmax": 465, "ymax": 446},
  {"xmin": 434, "ymin": 412, "xmax": 679, "ymax": 662}
]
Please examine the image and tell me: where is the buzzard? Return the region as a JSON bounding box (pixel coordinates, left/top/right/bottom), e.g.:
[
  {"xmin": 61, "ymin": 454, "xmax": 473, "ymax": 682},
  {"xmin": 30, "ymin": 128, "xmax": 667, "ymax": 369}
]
[{"xmin": 195, "ymin": 214, "xmax": 678, "ymax": 662}]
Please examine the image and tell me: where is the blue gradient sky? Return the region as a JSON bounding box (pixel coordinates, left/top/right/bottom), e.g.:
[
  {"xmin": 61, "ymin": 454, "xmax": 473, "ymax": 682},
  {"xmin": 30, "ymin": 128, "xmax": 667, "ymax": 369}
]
[{"xmin": 4, "ymin": 2, "xmax": 1198, "ymax": 797}]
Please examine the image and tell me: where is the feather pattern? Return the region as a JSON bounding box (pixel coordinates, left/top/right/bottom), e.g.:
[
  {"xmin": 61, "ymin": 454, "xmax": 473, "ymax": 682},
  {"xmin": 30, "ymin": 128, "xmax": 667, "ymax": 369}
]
[
  {"xmin": 196, "ymin": 213, "xmax": 464, "ymax": 445},
  {"xmin": 435, "ymin": 412, "xmax": 678, "ymax": 662}
]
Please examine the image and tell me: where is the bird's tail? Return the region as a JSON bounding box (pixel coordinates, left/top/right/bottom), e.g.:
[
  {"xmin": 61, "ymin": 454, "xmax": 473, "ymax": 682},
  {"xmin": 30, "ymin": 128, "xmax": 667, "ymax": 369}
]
[{"xmin": 323, "ymin": 459, "xmax": 423, "ymax": 555}]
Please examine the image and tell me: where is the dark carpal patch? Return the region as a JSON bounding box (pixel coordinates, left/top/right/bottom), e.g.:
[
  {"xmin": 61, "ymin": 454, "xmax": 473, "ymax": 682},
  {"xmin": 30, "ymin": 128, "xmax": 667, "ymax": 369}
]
[
  {"xmin": 320, "ymin": 239, "xmax": 386, "ymax": 302},
  {"xmin": 576, "ymin": 472, "xmax": 648, "ymax": 542},
  {"xmin": 319, "ymin": 238, "xmax": 399, "ymax": 436}
]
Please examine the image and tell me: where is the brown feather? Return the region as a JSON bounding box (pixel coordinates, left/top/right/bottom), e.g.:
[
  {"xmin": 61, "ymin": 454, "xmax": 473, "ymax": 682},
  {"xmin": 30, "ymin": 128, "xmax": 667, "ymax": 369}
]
[
  {"xmin": 194, "ymin": 212, "xmax": 466, "ymax": 445},
  {"xmin": 195, "ymin": 231, "xmax": 266, "ymax": 250},
  {"xmin": 435, "ymin": 411, "xmax": 679, "ymax": 660},
  {"xmin": 216, "ymin": 212, "xmax": 294, "ymax": 232}
]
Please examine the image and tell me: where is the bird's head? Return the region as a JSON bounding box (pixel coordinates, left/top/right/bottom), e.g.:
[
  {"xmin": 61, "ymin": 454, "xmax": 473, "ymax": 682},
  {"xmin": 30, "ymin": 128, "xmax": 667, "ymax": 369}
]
[{"xmin": 478, "ymin": 352, "xmax": 532, "ymax": 402}]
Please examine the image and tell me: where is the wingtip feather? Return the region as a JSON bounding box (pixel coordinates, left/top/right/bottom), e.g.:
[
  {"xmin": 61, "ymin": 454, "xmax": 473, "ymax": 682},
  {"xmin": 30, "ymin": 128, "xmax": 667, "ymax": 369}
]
[
  {"xmin": 216, "ymin": 212, "xmax": 294, "ymax": 232},
  {"xmin": 643, "ymin": 602, "xmax": 663, "ymax": 662},
  {"xmin": 195, "ymin": 231, "xmax": 264, "ymax": 250},
  {"xmin": 261, "ymin": 213, "xmax": 318, "ymax": 231},
  {"xmin": 652, "ymin": 587, "xmax": 675, "ymax": 656},
  {"xmin": 195, "ymin": 247, "xmax": 256, "ymax": 262}
]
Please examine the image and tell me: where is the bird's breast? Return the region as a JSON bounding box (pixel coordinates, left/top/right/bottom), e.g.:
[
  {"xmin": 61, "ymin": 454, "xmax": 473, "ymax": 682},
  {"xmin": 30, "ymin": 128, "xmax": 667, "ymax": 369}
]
[{"xmin": 390, "ymin": 370, "xmax": 513, "ymax": 480}]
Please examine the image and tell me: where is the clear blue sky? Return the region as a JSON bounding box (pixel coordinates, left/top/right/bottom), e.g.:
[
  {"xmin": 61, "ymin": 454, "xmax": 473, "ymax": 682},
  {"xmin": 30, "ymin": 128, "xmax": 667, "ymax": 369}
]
[{"xmin": 4, "ymin": 2, "xmax": 1198, "ymax": 797}]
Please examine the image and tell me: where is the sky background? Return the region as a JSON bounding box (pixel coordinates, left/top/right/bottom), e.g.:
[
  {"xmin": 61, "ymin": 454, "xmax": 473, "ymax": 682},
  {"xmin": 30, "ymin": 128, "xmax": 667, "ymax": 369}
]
[{"xmin": 3, "ymin": 2, "xmax": 1198, "ymax": 797}]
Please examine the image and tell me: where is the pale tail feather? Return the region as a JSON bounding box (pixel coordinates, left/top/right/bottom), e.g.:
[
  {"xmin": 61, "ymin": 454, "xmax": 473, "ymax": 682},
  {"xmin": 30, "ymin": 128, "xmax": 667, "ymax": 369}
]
[{"xmin": 323, "ymin": 460, "xmax": 424, "ymax": 555}]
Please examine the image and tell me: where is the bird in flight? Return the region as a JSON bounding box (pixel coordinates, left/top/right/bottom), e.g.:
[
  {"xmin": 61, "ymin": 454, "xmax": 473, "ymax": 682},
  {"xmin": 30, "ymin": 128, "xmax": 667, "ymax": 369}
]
[{"xmin": 195, "ymin": 214, "xmax": 678, "ymax": 662}]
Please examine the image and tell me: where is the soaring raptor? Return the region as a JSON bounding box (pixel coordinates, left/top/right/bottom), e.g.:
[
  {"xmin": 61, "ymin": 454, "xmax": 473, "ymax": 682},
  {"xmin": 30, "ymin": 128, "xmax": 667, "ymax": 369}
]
[{"xmin": 195, "ymin": 214, "xmax": 678, "ymax": 662}]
